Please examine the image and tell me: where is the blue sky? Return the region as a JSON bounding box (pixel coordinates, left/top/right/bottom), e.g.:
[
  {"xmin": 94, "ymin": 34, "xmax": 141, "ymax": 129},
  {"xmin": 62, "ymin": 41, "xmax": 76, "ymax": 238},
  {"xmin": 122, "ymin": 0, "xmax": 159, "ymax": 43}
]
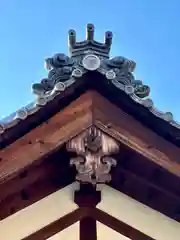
[{"xmin": 0, "ymin": 0, "xmax": 180, "ymax": 121}]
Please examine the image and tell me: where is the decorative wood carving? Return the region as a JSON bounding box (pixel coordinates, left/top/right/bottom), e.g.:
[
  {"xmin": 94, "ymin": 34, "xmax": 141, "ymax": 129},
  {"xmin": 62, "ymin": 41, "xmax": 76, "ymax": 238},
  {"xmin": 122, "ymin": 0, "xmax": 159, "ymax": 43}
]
[{"xmin": 67, "ymin": 126, "xmax": 119, "ymax": 185}]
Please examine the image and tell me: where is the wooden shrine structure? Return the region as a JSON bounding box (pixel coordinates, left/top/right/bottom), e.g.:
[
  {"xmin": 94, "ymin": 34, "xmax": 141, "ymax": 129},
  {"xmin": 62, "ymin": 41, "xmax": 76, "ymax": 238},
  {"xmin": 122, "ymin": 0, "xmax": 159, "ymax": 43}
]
[{"xmin": 0, "ymin": 24, "xmax": 180, "ymax": 240}]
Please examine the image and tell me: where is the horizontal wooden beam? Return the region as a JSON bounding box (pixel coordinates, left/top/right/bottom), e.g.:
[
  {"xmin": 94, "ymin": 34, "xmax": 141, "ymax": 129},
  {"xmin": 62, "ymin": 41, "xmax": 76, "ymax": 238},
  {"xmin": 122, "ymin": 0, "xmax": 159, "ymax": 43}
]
[
  {"xmin": 110, "ymin": 167, "xmax": 180, "ymax": 220},
  {"xmin": 1, "ymin": 157, "xmax": 179, "ymax": 222},
  {"xmin": 0, "ymin": 155, "xmax": 64, "ymax": 201},
  {"xmin": 0, "ymin": 168, "xmax": 75, "ymax": 220}
]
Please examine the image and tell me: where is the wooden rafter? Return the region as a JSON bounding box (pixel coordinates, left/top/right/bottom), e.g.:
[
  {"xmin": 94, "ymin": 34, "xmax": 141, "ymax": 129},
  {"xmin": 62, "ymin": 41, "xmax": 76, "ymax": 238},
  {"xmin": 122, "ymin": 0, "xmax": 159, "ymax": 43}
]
[
  {"xmin": 0, "ymin": 90, "xmax": 180, "ymax": 185},
  {"xmin": 22, "ymin": 208, "xmax": 88, "ymax": 240},
  {"xmin": 0, "ymin": 92, "xmax": 92, "ymax": 183},
  {"xmin": 92, "ymin": 92, "xmax": 180, "ymax": 177}
]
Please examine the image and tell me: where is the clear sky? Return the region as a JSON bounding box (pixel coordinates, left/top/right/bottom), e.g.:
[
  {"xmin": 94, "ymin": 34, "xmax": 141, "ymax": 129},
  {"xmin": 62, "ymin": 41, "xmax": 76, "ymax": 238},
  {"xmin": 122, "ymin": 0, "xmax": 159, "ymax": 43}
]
[{"xmin": 0, "ymin": 0, "xmax": 180, "ymax": 121}]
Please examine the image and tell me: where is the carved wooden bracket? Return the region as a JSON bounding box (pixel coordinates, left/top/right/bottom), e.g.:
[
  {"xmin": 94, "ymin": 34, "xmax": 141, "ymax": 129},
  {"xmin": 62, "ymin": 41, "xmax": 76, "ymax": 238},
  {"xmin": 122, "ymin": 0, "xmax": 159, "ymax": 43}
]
[{"xmin": 66, "ymin": 126, "xmax": 119, "ymax": 185}]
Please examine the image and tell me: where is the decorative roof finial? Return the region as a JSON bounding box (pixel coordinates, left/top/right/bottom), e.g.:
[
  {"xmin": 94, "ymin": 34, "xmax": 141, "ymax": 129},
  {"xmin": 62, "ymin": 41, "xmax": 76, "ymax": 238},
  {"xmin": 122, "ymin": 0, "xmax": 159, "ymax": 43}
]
[
  {"xmin": 68, "ymin": 29, "xmax": 76, "ymax": 48},
  {"xmin": 0, "ymin": 24, "xmax": 178, "ymax": 136},
  {"xmin": 86, "ymin": 23, "xmax": 94, "ymax": 41},
  {"xmin": 32, "ymin": 23, "xmax": 150, "ymax": 102},
  {"xmin": 68, "ymin": 23, "xmax": 112, "ymax": 58},
  {"xmin": 105, "ymin": 31, "xmax": 113, "ymax": 48}
]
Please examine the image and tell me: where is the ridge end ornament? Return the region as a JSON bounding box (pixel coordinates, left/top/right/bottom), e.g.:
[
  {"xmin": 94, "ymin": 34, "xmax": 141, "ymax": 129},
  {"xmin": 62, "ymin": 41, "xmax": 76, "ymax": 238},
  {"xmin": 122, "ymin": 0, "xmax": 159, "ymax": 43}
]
[{"xmin": 66, "ymin": 126, "xmax": 119, "ymax": 185}]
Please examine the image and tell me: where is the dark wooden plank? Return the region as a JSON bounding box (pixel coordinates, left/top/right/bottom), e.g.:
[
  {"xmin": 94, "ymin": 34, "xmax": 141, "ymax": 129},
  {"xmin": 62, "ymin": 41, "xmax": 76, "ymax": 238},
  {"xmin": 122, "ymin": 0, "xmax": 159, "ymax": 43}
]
[
  {"xmin": 91, "ymin": 208, "xmax": 155, "ymax": 240},
  {"xmin": 75, "ymin": 184, "xmax": 100, "ymax": 240},
  {"xmin": 0, "ymin": 145, "xmax": 74, "ymax": 199},
  {"xmin": 80, "ymin": 217, "xmax": 97, "ymax": 240},
  {"xmin": 0, "ymin": 154, "xmax": 62, "ymax": 201},
  {"xmin": 74, "ymin": 183, "xmax": 101, "ymax": 207},
  {"xmin": 110, "ymin": 166, "xmax": 179, "ymax": 221}
]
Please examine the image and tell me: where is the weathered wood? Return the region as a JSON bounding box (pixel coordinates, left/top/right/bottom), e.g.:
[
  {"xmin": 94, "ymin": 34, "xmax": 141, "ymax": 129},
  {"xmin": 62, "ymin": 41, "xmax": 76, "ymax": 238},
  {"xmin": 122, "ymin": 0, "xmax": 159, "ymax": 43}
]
[
  {"xmin": 0, "ymin": 93, "xmax": 92, "ymax": 183},
  {"xmin": 1, "ymin": 90, "xmax": 180, "ymax": 223},
  {"xmin": 110, "ymin": 166, "xmax": 180, "ymax": 220},
  {"xmin": 0, "ymin": 146, "xmax": 75, "ymax": 219},
  {"xmin": 1, "ymin": 90, "xmax": 180, "ymax": 184},
  {"xmin": 0, "ymin": 156, "xmax": 61, "ymax": 201},
  {"xmin": 1, "ymin": 149, "xmax": 179, "ymax": 222},
  {"xmin": 91, "ymin": 91, "xmax": 180, "ymax": 178},
  {"xmin": 0, "ymin": 167, "xmax": 75, "ymax": 220}
]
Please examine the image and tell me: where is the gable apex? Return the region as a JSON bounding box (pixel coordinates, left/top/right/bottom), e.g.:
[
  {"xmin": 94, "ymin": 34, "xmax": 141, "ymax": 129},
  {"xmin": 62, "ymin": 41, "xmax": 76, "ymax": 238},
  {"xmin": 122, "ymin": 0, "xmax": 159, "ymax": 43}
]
[{"xmin": 0, "ymin": 24, "xmax": 180, "ymax": 149}]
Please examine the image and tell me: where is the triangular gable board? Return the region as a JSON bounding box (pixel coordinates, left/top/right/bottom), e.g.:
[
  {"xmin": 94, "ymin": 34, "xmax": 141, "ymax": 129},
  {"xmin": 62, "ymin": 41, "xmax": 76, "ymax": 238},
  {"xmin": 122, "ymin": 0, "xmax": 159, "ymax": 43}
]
[{"xmin": 1, "ymin": 24, "xmax": 180, "ymax": 239}]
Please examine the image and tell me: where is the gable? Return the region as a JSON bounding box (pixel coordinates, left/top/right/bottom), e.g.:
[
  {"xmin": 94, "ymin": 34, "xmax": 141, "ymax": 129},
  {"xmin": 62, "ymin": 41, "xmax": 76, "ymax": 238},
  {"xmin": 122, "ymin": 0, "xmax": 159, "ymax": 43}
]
[
  {"xmin": 98, "ymin": 185, "xmax": 180, "ymax": 240},
  {"xmin": 1, "ymin": 183, "xmax": 180, "ymax": 240},
  {"xmin": 0, "ymin": 183, "xmax": 78, "ymax": 239},
  {"xmin": 0, "ymin": 23, "xmax": 180, "ymax": 149},
  {"xmin": 0, "ymin": 91, "xmax": 180, "ymax": 223},
  {"xmin": 1, "ymin": 24, "xmax": 180, "ymax": 239},
  {"xmin": 1, "ymin": 91, "xmax": 180, "ymax": 183},
  {"xmin": 1, "ymin": 71, "xmax": 180, "ymax": 149}
]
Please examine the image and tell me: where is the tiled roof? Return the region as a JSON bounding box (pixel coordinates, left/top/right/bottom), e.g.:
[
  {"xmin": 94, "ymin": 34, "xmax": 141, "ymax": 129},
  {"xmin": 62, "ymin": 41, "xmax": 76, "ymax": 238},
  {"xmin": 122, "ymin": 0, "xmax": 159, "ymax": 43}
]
[{"xmin": 1, "ymin": 24, "xmax": 179, "ymax": 137}]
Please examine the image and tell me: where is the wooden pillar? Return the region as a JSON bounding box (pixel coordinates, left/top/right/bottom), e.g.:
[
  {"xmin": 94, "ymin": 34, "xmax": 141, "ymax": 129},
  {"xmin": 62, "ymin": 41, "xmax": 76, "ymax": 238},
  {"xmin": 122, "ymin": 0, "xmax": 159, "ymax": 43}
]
[
  {"xmin": 74, "ymin": 183, "xmax": 101, "ymax": 240},
  {"xmin": 80, "ymin": 216, "xmax": 97, "ymax": 240}
]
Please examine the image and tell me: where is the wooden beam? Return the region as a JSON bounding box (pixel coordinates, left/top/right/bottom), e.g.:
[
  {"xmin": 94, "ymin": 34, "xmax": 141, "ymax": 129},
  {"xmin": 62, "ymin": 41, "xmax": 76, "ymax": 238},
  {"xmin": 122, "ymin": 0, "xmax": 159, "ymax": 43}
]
[
  {"xmin": 110, "ymin": 167, "xmax": 180, "ymax": 221},
  {"xmin": 80, "ymin": 217, "xmax": 97, "ymax": 240},
  {"xmin": 22, "ymin": 206, "xmax": 154, "ymax": 240},
  {"xmin": 21, "ymin": 207, "xmax": 154, "ymax": 240},
  {"xmin": 1, "ymin": 90, "xmax": 180, "ymax": 199},
  {"xmin": 21, "ymin": 189, "xmax": 153, "ymax": 240},
  {"xmin": 75, "ymin": 184, "xmax": 100, "ymax": 240},
  {"xmin": 0, "ymin": 151, "xmax": 68, "ymax": 201},
  {"xmin": 0, "ymin": 168, "xmax": 75, "ymax": 220},
  {"xmin": 91, "ymin": 208, "xmax": 155, "ymax": 240},
  {"xmin": 0, "ymin": 147, "xmax": 76, "ymax": 220},
  {"xmin": 74, "ymin": 184, "xmax": 101, "ymax": 208},
  {"xmin": 0, "ymin": 93, "xmax": 92, "ymax": 183},
  {"xmin": 22, "ymin": 208, "xmax": 88, "ymax": 240},
  {"xmin": 91, "ymin": 91, "xmax": 180, "ymax": 178}
]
